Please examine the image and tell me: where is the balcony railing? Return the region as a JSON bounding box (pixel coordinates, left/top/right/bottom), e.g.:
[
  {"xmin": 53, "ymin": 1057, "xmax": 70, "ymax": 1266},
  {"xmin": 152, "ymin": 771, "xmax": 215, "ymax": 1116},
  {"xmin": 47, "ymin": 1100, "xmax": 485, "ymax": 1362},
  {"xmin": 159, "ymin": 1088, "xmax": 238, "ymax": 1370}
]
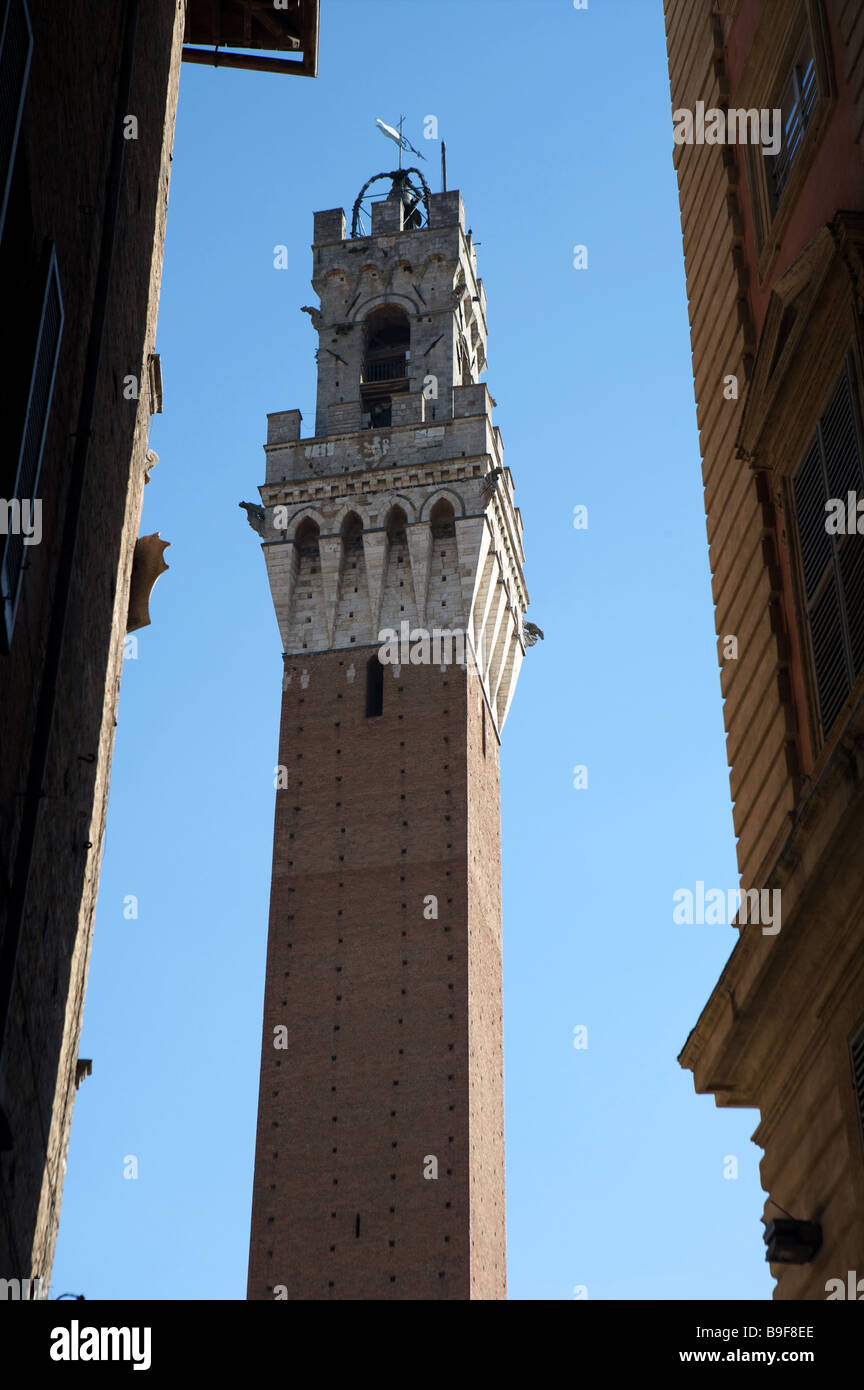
[{"xmin": 362, "ymin": 355, "xmax": 407, "ymax": 383}]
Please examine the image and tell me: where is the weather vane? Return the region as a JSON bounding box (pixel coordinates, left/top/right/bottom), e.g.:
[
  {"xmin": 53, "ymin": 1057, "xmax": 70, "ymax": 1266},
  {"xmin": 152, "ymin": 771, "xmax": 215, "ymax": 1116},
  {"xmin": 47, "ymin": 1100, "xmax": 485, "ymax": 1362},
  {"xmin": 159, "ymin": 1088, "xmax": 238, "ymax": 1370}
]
[
  {"xmin": 350, "ymin": 117, "xmax": 432, "ymax": 238},
  {"xmin": 375, "ymin": 116, "xmax": 425, "ymax": 169}
]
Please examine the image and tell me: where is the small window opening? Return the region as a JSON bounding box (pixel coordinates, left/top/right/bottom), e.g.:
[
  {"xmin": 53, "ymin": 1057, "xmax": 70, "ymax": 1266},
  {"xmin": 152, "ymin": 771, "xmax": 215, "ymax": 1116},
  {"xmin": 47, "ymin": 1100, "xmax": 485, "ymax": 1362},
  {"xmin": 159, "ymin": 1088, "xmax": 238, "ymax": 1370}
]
[{"xmin": 366, "ymin": 655, "xmax": 384, "ymax": 717}]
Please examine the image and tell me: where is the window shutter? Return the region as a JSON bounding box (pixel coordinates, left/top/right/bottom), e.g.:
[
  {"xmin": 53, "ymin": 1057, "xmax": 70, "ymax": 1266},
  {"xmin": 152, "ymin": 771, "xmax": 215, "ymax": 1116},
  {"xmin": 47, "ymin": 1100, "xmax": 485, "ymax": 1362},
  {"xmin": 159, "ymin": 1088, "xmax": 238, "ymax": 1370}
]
[
  {"xmin": 838, "ymin": 530, "xmax": 864, "ymax": 678},
  {"xmin": 851, "ymin": 1021, "xmax": 864, "ymax": 1154},
  {"xmin": 793, "ymin": 359, "xmax": 864, "ymax": 739},
  {"xmin": 792, "ymin": 438, "xmax": 828, "ymax": 600},
  {"xmin": 822, "ymin": 366, "xmax": 863, "ymax": 499},
  {"xmin": 792, "ymin": 436, "xmax": 846, "ymax": 736},
  {"xmin": 0, "ymin": 0, "xmax": 32, "ymax": 240},
  {"xmin": 809, "ymin": 581, "xmax": 847, "ymax": 735},
  {"xmin": 826, "ymin": 371, "xmax": 864, "ymax": 680},
  {"xmin": 1, "ymin": 241, "xmax": 63, "ymax": 645}
]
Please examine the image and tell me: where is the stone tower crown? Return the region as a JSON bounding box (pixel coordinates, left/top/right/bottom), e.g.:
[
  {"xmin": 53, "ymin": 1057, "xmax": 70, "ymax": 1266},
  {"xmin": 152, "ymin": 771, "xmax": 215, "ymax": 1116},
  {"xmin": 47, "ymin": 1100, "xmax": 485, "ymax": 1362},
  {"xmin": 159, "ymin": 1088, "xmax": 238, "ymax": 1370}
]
[
  {"xmin": 307, "ymin": 187, "xmax": 486, "ymax": 437},
  {"xmin": 254, "ymin": 182, "xmax": 528, "ymax": 735}
]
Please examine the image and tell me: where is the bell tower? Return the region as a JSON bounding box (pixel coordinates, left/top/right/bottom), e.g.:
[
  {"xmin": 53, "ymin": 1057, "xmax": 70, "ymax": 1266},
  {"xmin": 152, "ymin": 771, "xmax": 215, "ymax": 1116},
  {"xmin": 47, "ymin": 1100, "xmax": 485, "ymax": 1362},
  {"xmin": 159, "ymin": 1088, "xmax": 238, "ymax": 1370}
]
[{"xmin": 245, "ymin": 171, "xmax": 528, "ymax": 1301}]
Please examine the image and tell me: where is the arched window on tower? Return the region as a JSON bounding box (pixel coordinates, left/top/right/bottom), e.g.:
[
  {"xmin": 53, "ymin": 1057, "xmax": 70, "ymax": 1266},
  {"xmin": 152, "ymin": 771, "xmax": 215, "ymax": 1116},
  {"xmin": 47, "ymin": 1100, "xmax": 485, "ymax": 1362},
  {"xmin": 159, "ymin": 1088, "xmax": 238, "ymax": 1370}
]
[
  {"xmin": 386, "ymin": 504, "xmax": 408, "ymax": 546},
  {"xmin": 429, "ymin": 498, "xmax": 456, "ymax": 539},
  {"xmin": 294, "ymin": 517, "xmax": 320, "ymax": 651},
  {"xmin": 295, "ymin": 517, "xmax": 320, "ymax": 561},
  {"xmin": 361, "ymin": 305, "xmax": 410, "ymax": 429},
  {"xmin": 341, "ymin": 511, "xmax": 364, "ymax": 552}
]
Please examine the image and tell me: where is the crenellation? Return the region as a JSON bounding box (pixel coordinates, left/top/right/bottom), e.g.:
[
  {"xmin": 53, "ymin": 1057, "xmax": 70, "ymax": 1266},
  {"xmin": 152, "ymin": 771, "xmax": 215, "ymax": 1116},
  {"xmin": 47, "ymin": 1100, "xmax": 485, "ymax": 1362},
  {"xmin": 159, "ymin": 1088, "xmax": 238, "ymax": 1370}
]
[
  {"xmin": 267, "ymin": 409, "xmax": 303, "ymax": 445},
  {"xmin": 428, "ymin": 189, "xmax": 465, "ymax": 230},
  {"xmin": 312, "ymin": 207, "xmax": 347, "ymax": 243},
  {"xmin": 306, "ymin": 196, "xmax": 486, "ymax": 437}
]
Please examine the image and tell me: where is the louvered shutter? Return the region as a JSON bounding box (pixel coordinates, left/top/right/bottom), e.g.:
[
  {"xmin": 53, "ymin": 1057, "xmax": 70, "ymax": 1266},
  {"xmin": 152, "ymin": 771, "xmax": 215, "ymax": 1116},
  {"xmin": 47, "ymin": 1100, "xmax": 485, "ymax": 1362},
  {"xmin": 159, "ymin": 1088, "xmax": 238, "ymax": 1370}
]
[
  {"xmin": 809, "ymin": 581, "xmax": 847, "ymax": 734},
  {"xmin": 851, "ymin": 1022, "xmax": 864, "ymax": 1154},
  {"xmin": 822, "ymin": 368, "xmax": 862, "ymax": 497},
  {"xmin": 838, "ymin": 531, "xmax": 864, "ymax": 677},
  {"xmin": 829, "ymin": 370, "xmax": 864, "ymax": 678},
  {"xmin": 793, "ymin": 359, "xmax": 864, "ymax": 739},
  {"xmin": 0, "ymin": 0, "xmax": 32, "ymax": 240},
  {"xmin": 1, "ymin": 242, "xmax": 63, "ymax": 645},
  {"xmin": 793, "ymin": 439, "xmax": 828, "ymax": 600}
]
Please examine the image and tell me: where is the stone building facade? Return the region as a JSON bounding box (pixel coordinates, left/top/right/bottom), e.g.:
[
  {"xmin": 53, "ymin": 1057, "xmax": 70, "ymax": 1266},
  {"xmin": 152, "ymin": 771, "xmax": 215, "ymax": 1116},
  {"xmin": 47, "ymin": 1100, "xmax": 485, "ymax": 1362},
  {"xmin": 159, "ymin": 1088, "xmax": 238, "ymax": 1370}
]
[
  {"xmin": 665, "ymin": 0, "xmax": 864, "ymax": 1296},
  {"xmin": 245, "ymin": 179, "xmax": 528, "ymax": 1299},
  {"xmin": 0, "ymin": 0, "xmax": 318, "ymax": 1295}
]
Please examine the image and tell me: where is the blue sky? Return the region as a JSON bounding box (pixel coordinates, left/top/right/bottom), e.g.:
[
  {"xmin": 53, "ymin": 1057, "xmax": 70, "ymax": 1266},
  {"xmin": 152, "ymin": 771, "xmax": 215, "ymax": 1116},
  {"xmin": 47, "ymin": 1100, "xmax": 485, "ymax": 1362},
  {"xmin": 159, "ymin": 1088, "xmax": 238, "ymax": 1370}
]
[{"xmin": 51, "ymin": 0, "xmax": 774, "ymax": 1300}]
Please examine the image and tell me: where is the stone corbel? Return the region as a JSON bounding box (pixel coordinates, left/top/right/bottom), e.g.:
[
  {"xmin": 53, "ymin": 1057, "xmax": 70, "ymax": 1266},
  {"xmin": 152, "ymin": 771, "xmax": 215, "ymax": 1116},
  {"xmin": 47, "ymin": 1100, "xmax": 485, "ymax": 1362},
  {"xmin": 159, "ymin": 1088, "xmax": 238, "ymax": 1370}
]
[{"xmin": 126, "ymin": 534, "xmax": 170, "ymax": 633}]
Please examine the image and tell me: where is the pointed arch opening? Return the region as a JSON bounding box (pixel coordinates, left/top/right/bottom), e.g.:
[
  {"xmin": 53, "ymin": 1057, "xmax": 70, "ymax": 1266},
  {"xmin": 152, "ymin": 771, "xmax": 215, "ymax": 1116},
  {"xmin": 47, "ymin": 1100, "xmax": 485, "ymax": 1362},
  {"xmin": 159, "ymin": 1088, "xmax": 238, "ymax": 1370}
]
[
  {"xmin": 341, "ymin": 511, "xmax": 364, "ymax": 551},
  {"xmin": 430, "ymin": 498, "xmax": 456, "ymax": 539},
  {"xmin": 291, "ymin": 518, "xmax": 321, "ymax": 651},
  {"xmin": 361, "ymin": 305, "xmax": 411, "ymax": 428},
  {"xmin": 295, "ymin": 517, "xmax": 320, "ymax": 558},
  {"xmin": 386, "ymin": 504, "xmax": 408, "ymax": 546}
]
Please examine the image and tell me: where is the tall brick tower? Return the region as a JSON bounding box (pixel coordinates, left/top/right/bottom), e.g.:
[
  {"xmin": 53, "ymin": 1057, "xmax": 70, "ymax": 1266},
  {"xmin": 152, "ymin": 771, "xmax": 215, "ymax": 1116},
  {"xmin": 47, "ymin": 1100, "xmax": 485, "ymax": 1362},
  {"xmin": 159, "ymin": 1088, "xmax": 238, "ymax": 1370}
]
[{"xmin": 244, "ymin": 171, "xmax": 527, "ymax": 1301}]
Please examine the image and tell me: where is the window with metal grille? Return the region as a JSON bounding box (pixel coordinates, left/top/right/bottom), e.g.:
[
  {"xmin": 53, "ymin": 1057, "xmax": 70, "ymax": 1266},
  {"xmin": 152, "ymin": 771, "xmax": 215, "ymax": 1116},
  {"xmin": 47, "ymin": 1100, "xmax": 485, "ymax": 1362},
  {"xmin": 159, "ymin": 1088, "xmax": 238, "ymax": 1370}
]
[
  {"xmin": 0, "ymin": 0, "xmax": 32, "ymax": 241},
  {"xmin": 766, "ymin": 29, "xmax": 818, "ymax": 214},
  {"xmin": 851, "ymin": 1020, "xmax": 864, "ymax": 1156},
  {"xmin": 1, "ymin": 242, "xmax": 64, "ymax": 646},
  {"xmin": 792, "ymin": 358, "xmax": 864, "ymax": 739}
]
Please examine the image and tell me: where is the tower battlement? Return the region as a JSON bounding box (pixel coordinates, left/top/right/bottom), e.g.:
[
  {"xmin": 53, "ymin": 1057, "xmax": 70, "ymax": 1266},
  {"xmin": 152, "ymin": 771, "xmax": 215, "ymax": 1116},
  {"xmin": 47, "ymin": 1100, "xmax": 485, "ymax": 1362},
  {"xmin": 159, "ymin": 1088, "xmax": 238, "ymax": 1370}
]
[{"xmin": 304, "ymin": 188, "xmax": 485, "ymax": 437}]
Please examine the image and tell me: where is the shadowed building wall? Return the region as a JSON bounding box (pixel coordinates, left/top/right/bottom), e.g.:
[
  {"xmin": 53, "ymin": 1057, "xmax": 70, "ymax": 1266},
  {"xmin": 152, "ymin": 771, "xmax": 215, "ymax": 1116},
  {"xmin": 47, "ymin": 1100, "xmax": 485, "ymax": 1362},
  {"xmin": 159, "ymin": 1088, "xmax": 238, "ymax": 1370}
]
[
  {"xmin": 665, "ymin": 0, "xmax": 864, "ymax": 1298},
  {"xmin": 0, "ymin": 0, "xmax": 319, "ymax": 1295}
]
